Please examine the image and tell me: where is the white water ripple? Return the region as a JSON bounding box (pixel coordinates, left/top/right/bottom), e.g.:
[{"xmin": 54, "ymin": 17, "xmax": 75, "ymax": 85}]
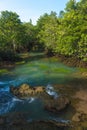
[
  {"xmin": 49, "ymin": 116, "xmax": 70, "ymax": 123},
  {"xmin": 0, "ymin": 91, "xmax": 36, "ymax": 115},
  {"xmin": 46, "ymin": 84, "xmax": 58, "ymax": 98}
]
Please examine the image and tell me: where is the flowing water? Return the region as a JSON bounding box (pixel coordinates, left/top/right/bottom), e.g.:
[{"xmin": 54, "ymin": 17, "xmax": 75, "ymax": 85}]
[{"xmin": 0, "ymin": 53, "xmax": 78, "ymax": 122}]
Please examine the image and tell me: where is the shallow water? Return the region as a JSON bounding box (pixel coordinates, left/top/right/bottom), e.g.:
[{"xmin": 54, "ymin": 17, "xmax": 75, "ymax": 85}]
[{"xmin": 0, "ymin": 53, "xmax": 78, "ymax": 121}]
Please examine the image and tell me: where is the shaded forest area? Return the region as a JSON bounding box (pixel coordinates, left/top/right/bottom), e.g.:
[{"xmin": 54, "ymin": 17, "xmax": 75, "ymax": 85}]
[{"xmin": 0, "ymin": 0, "xmax": 87, "ymax": 66}]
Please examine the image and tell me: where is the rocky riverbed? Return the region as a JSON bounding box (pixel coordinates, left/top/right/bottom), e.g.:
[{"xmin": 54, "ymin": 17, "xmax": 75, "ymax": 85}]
[
  {"xmin": 0, "ymin": 112, "xmax": 73, "ymax": 130},
  {"xmin": 8, "ymin": 82, "xmax": 87, "ymax": 129},
  {"xmin": 53, "ymin": 81, "xmax": 87, "ymax": 129},
  {"xmin": 10, "ymin": 83, "xmax": 70, "ymax": 113},
  {"xmin": 0, "ymin": 52, "xmax": 87, "ymax": 130}
]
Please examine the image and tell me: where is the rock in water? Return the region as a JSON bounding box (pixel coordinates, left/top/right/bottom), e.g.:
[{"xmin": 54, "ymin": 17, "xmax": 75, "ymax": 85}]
[
  {"xmin": 45, "ymin": 96, "xmax": 70, "ymax": 113},
  {"xmin": 10, "ymin": 84, "xmax": 45, "ymax": 98}
]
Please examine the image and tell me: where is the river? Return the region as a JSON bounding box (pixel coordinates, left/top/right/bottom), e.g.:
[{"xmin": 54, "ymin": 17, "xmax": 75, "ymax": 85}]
[{"xmin": 0, "ymin": 53, "xmax": 85, "ymax": 126}]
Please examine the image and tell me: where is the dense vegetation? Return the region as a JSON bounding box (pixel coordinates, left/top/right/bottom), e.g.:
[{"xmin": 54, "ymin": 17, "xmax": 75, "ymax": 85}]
[
  {"xmin": 0, "ymin": 0, "xmax": 87, "ymax": 63},
  {"xmin": 37, "ymin": 0, "xmax": 87, "ymax": 62}
]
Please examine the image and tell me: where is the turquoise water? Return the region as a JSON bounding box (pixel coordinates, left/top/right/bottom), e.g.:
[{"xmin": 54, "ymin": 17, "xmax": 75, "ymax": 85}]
[
  {"xmin": 0, "ymin": 53, "xmax": 77, "ymax": 121},
  {"xmin": 9, "ymin": 53, "xmax": 76, "ymax": 86}
]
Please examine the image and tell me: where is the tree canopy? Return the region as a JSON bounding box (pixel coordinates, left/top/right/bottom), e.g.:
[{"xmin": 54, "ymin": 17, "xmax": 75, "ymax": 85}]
[
  {"xmin": 0, "ymin": 0, "xmax": 87, "ymax": 62},
  {"xmin": 0, "ymin": 11, "xmax": 27, "ymax": 52},
  {"xmin": 37, "ymin": 0, "xmax": 87, "ymax": 61}
]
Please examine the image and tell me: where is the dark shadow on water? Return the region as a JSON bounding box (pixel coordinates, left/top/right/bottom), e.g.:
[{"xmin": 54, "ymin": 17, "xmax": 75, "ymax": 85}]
[
  {"xmin": 22, "ymin": 53, "xmax": 46, "ymax": 63},
  {"xmin": 0, "ymin": 111, "xmax": 73, "ymax": 130}
]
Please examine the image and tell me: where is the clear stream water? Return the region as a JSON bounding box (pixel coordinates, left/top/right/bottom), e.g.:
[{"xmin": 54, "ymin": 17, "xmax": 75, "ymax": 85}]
[{"xmin": 0, "ymin": 53, "xmax": 77, "ymax": 122}]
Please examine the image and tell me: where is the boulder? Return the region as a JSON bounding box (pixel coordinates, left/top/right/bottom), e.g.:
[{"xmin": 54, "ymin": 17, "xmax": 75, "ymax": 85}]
[
  {"xmin": 10, "ymin": 86, "xmax": 19, "ymax": 96},
  {"xmin": 10, "ymin": 84, "xmax": 45, "ymax": 98},
  {"xmin": 19, "ymin": 84, "xmax": 30, "ymax": 90},
  {"xmin": 34, "ymin": 86, "xmax": 45, "ymax": 93},
  {"xmin": 45, "ymin": 96, "xmax": 70, "ymax": 113}
]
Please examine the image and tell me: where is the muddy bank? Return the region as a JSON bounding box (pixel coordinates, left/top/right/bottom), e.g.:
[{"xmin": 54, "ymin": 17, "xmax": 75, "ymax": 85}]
[
  {"xmin": 0, "ymin": 61, "xmax": 15, "ymax": 69},
  {"xmin": 53, "ymin": 82, "xmax": 87, "ymax": 129},
  {"xmin": 72, "ymin": 89, "xmax": 87, "ymax": 119},
  {"xmin": 0, "ymin": 53, "xmax": 29, "ymax": 69}
]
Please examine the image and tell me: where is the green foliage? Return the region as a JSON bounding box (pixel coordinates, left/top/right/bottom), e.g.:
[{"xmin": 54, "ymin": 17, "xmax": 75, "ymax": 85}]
[
  {"xmin": 0, "ymin": 69, "xmax": 9, "ymax": 74},
  {"xmin": 37, "ymin": 11, "xmax": 58, "ymax": 52},
  {"xmin": 36, "ymin": 0, "xmax": 87, "ymax": 61},
  {"xmin": 0, "ymin": 0, "xmax": 87, "ymax": 62},
  {"xmin": 65, "ymin": 0, "xmax": 77, "ymax": 12},
  {"xmin": 0, "ymin": 11, "xmax": 24, "ymax": 51},
  {"xmin": 58, "ymin": 10, "xmax": 65, "ymax": 18},
  {"xmin": 23, "ymin": 21, "xmax": 40, "ymax": 51},
  {"xmin": 78, "ymin": 34, "xmax": 87, "ymax": 61}
]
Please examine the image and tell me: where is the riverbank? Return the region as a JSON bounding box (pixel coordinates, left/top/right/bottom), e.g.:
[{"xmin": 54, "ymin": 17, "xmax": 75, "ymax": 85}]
[
  {"xmin": 53, "ymin": 82, "xmax": 87, "ymax": 129},
  {"xmin": 0, "ymin": 61, "xmax": 15, "ymax": 69},
  {"xmin": 0, "ymin": 53, "xmax": 30, "ymax": 69},
  {"xmin": 0, "ymin": 52, "xmax": 87, "ymax": 68},
  {"xmin": 55, "ymin": 54, "xmax": 87, "ymax": 79},
  {"xmin": 55, "ymin": 54, "xmax": 87, "ymax": 68},
  {"xmin": 0, "ymin": 52, "xmax": 87, "ymax": 79}
]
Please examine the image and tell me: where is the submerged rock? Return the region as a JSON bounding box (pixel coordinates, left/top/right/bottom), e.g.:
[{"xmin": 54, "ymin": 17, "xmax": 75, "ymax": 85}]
[
  {"xmin": 0, "ymin": 113, "xmax": 73, "ymax": 130},
  {"xmin": 0, "ymin": 116, "xmax": 6, "ymax": 125},
  {"xmin": 10, "ymin": 84, "xmax": 70, "ymax": 113},
  {"xmin": 45, "ymin": 96, "xmax": 70, "ymax": 113}
]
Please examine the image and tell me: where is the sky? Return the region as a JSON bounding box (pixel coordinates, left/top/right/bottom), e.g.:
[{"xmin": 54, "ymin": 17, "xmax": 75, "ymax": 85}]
[{"xmin": 0, "ymin": 0, "xmax": 79, "ymax": 25}]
